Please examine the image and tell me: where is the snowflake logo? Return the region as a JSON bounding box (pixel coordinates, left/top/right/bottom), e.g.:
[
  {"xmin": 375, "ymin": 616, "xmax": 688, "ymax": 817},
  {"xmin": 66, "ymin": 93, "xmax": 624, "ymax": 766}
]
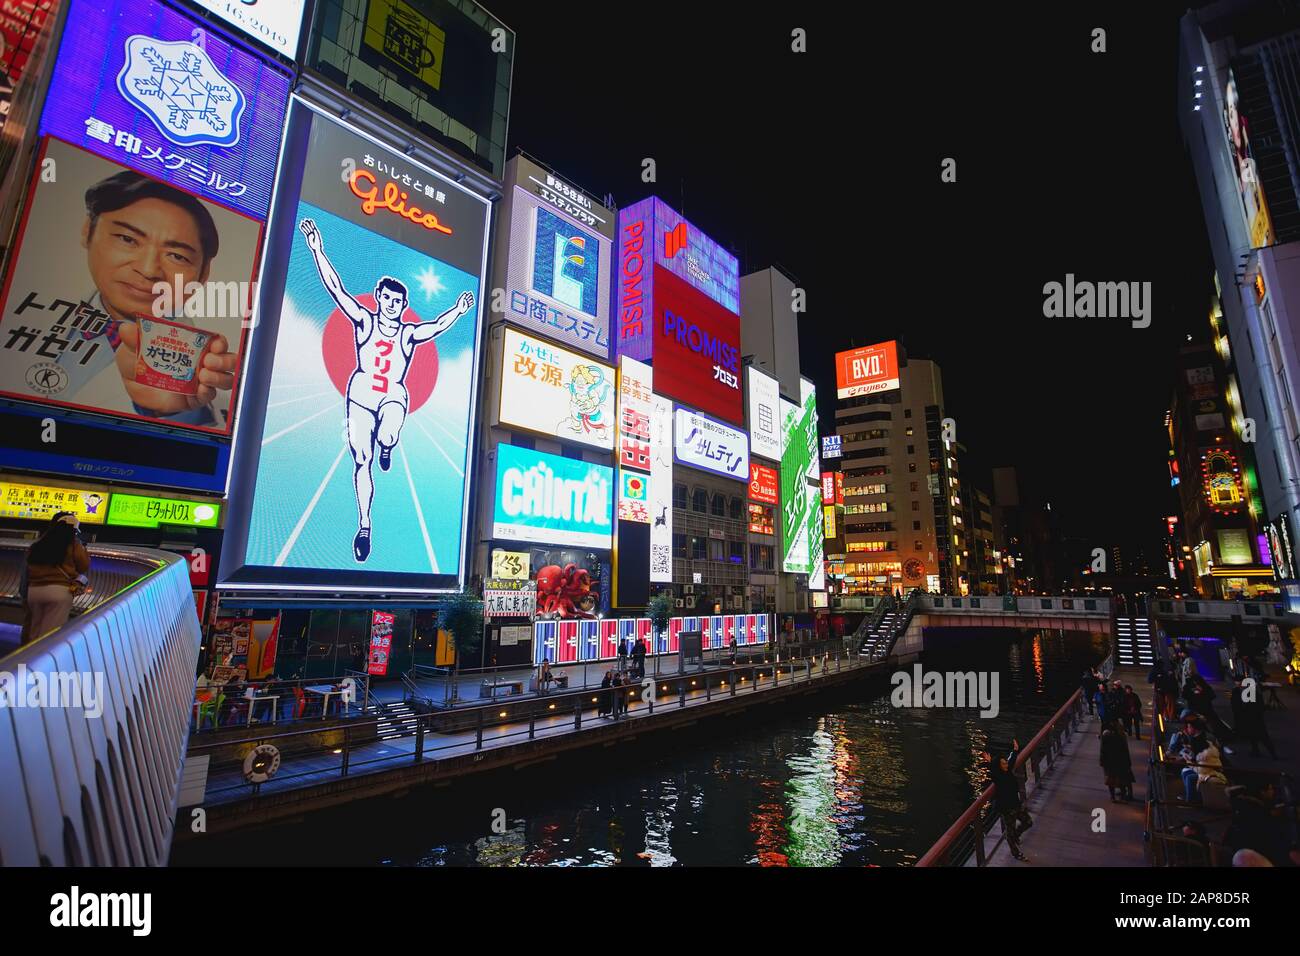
[{"xmin": 116, "ymin": 36, "xmax": 245, "ymax": 148}]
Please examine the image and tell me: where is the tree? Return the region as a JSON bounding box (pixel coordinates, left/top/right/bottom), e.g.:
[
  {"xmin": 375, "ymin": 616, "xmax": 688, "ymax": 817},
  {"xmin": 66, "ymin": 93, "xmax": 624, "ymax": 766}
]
[
  {"xmin": 438, "ymin": 586, "xmax": 484, "ymax": 701},
  {"xmin": 647, "ymin": 592, "xmax": 672, "ymax": 645}
]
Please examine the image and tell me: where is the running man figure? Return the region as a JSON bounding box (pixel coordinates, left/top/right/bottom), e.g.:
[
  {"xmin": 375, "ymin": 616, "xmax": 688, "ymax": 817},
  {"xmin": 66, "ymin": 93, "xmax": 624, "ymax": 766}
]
[{"xmin": 299, "ymin": 218, "xmax": 475, "ymax": 562}]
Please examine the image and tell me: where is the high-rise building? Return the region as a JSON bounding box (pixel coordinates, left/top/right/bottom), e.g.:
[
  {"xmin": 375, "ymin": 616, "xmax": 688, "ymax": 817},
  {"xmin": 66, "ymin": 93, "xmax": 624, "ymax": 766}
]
[
  {"xmin": 831, "ymin": 344, "xmax": 964, "ymax": 596},
  {"xmin": 1178, "ymin": 0, "xmax": 1300, "ymax": 609}
]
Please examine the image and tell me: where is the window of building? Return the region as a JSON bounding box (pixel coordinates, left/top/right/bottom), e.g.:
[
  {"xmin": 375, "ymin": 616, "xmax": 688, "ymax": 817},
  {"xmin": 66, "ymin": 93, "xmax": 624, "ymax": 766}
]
[
  {"xmin": 913, "ymin": 520, "xmax": 921, "ymax": 530},
  {"xmin": 692, "ymin": 489, "xmax": 708, "ymax": 513},
  {"xmin": 905, "ymin": 427, "xmax": 913, "ymax": 436},
  {"xmin": 728, "ymin": 539, "xmax": 745, "ymax": 564},
  {"xmin": 912, "ymin": 500, "xmax": 920, "ymax": 511},
  {"xmin": 711, "ymin": 493, "xmax": 726, "ymax": 517},
  {"xmin": 904, "ymin": 409, "xmax": 912, "ymax": 418},
  {"xmin": 915, "ymin": 540, "xmax": 924, "ymax": 550},
  {"xmin": 673, "ymin": 483, "xmax": 687, "ymax": 510},
  {"xmin": 729, "ymin": 497, "xmax": 745, "ymax": 521},
  {"xmin": 907, "ymin": 444, "xmax": 915, "ymax": 455},
  {"xmin": 691, "ymin": 536, "xmax": 707, "ymax": 560},
  {"xmin": 708, "ymin": 538, "xmax": 725, "ymax": 561},
  {"xmin": 750, "ymin": 543, "xmax": 775, "ymax": 570},
  {"xmin": 908, "ymin": 463, "xmax": 917, "ymax": 473},
  {"xmin": 673, "ymin": 533, "xmax": 687, "ymax": 558},
  {"xmin": 910, "ymin": 481, "xmax": 918, "ymax": 492}
]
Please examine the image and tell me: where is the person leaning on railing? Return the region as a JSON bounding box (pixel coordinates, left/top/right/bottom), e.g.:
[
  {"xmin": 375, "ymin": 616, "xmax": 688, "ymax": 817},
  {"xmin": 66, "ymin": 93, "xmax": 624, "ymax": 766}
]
[{"xmin": 21, "ymin": 511, "xmax": 91, "ymax": 645}]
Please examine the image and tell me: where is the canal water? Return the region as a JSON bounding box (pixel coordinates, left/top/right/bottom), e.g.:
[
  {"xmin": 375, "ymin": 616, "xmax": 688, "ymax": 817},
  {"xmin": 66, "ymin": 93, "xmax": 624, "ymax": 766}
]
[{"xmin": 174, "ymin": 628, "xmax": 1110, "ymax": 867}]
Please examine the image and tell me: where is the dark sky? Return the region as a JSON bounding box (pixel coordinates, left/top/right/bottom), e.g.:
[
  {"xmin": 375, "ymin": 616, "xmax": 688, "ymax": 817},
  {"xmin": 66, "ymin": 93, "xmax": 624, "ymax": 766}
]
[{"xmin": 487, "ymin": 0, "xmax": 1214, "ymax": 572}]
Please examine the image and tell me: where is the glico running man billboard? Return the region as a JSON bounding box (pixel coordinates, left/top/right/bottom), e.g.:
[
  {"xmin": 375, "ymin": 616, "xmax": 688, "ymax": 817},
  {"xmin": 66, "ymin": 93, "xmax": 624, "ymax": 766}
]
[
  {"xmin": 219, "ymin": 99, "xmax": 490, "ymax": 593},
  {"xmin": 0, "ymin": 0, "xmax": 290, "ymax": 435}
]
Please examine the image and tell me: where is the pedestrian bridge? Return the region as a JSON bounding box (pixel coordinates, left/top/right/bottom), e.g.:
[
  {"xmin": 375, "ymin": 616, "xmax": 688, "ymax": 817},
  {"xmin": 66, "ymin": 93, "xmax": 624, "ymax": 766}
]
[{"xmin": 889, "ymin": 594, "xmax": 1116, "ymax": 661}]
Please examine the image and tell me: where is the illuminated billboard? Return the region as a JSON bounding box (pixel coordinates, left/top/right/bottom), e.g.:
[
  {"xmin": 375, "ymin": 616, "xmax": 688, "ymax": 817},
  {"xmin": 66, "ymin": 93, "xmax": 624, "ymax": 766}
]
[
  {"xmin": 0, "ymin": 0, "xmax": 290, "ymax": 436},
  {"xmin": 106, "ymin": 492, "xmax": 221, "ymax": 529},
  {"xmin": 498, "ymin": 328, "xmax": 614, "ymax": 450},
  {"xmin": 497, "ymin": 157, "xmax": 614, "ymax": 357},
  {"xmin": 617, "ymin": 357, "xmax": 653, "ymax": 521},
  {"xmin": 1224, "ymin": 70, "xmax": 1274, "ymax": 250},
  {"xmin": 674, "ymin": 407, "xmax": 748, "ymax": 481},
  {"xmin": 747, "ymin": 365, "xmax": 781, "ymax": 461},
  {"xmin": 220, "ymin": 100, "xmax": 490, "ymax": 593},
  {"xmin": 749, "ymin": 462, "xmax": 778, "ymax": 504},
  {"xmin": 0, "ymin": 480, "xmax": 108, "ymax": 524},
  {"xmin": 493, "ymin": 444, "xmax": 613, "ymax": 550},
  {"xmin": 189, "ymin": 0, "xmax": 307, "ymax": 58},
  {"xmin": 780, "ymin": 387, "xmax": 820, "ymax": 575},
  {"xmin": 835, "ymin": 341, "xmax": 900, "ymax": 399},
  {"xmin": 649, "ymin": 392, "xmax": 673, "ymax": 582},
  {"xmin": 38, "ymin": 0, "xmax": 290, "ymax": 220},
  {"xmin": 650, "ymin": 267, "xmax": 743, "ymax": 425},
  {"xmin": 822, "ymin": 435, "xmax": 842, "ymax": 459}
]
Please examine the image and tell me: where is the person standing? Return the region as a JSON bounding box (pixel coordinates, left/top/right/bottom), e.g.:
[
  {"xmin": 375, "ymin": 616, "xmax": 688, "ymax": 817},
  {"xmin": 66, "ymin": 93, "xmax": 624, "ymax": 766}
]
[
  {"xmin": 611, "ymin": 671, "xmax": 625, "ymax": 718},
  {"xmin": 1081, "ymin": 668, "xmax": 1100, "ymax": 715},
  {"xmin": 1121, "ymin": 684, "xmax": 1144, "ymax": 739},
  {"xmin": 1100, "ymin": 721, "xmax": 1135, "ymax": 802},
  {"xmin": 1231, "ymin": 674, "xmax": 1277, "ymax": 758},
  {"xmin": 22, "ymin": 512, "xmax": 90, "ymax": 644},
  {"xmin": 632, "ymin": 637, "xmax": 646, "ymax": 680},
  {"xmin": 990, "ymin": 739, "xmax": 1030, "ymax": 862},
  {"xmin": 598, "ymin": 670, "xmax": 613, "ymax": 718}
]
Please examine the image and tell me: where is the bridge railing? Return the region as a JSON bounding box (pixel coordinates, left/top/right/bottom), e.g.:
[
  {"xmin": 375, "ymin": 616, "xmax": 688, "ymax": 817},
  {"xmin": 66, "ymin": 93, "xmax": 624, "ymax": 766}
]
[
  {"xmin": 918, "ymin": 595, "xmax": 1113, "ymax": 616},
  {"xmin": 1150, "ymin": 598, "xmax": 1287, "ymax": 621},
  {"xmin": 917, "ymin": 654, "xmax": 1114, "ymax": 867},
  {"xmin": 0, "ymin": 541, "xmax": 202, "ymax": 866}
]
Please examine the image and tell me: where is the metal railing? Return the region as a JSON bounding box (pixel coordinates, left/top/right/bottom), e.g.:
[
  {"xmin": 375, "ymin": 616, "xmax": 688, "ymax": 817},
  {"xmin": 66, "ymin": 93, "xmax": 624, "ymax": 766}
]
[
  {"xmin": 917, "ymin": 653, "xmax": 1114, "ymax": 867},
  {"xmin": 189, "ymin": 642, "xmax": 876, "ymax": 805},
  {"xmin": 0, "ymin": 542, "xmax": 202, "ymax": 866}
]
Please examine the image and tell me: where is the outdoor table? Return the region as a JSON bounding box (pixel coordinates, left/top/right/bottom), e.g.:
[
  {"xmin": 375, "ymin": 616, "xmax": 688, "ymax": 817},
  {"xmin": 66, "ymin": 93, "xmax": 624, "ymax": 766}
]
[
  {"xmin": 304, "ymin": 684, "xmax": 342, "ymax": 718},
  {"xmin": 244, "ymin": 691, "xmax": 280, "ymax": 724}
]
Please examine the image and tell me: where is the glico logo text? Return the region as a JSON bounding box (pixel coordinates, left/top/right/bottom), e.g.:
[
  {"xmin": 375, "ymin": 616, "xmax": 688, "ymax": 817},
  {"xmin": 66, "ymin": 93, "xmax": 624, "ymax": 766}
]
[
  {"xmin": 349, "ymin": 170, "xmax": 453, "ymax": 235},
  {"xmin": 663, "ymin": 308, "xmax": 739, "ymax": 389}
]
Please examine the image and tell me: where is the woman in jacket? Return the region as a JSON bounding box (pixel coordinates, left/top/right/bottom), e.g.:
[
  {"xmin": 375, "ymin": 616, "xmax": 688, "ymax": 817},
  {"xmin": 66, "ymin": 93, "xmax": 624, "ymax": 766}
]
[
  {"xmin": 1100, "ymin": 721, "xmax": 1135, "ymax": 801},
  {"xmin": 990, "ymin": 739, "xmax": 1029, "ymax": 861},
  {"xmin": 22, "ymin": 511, "xmax": 90, "ymax": 644},
  {"xmin": 1121, "ymin": 685, "xmax": 1144, "ymax": 739},
  {"xmin": 1181, "ymin": 743, "xmax": 1228, "ymax": 804}
]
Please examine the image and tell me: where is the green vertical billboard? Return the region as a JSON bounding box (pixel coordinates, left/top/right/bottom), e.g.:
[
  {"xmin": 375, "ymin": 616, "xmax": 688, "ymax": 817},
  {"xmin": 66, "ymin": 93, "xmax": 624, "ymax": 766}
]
[{"xmin": 780, "ymin": 389, "xmax": 818, "ymax": 574}]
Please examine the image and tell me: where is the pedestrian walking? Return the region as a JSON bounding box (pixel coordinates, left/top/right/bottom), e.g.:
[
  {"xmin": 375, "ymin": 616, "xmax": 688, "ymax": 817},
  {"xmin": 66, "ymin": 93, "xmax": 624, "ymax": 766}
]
[
  {"xmin": 1100, "ymin": 721, "xmax": 1135, "ymax": 802},
  {"xmin": 22, "ymin": 511, "xmax": 90, "ymax": 645},
  {"xmin": 598, "ymin": 670, "xmax": 613, "ymax": 718},
  {"xmin": 1081, "ymin": 668, "xmax": 1100, "ymax": 715},
  {"xmin": 990, "ymin": 738, "xmax": 1031, "ymax": 862},
  {"xmin": 1121, "ymin": 684, "xmax": 1143, "ymax": 739}
]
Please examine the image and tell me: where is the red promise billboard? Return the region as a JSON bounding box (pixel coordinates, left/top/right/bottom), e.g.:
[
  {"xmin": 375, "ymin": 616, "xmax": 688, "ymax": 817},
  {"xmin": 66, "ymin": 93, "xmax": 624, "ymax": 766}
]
[{"xmin": 652, "ymin": 265, "xmax": 742, "ymax": 425}]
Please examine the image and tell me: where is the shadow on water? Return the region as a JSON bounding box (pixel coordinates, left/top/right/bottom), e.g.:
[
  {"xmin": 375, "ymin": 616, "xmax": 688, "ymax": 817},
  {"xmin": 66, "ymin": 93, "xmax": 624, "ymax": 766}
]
[{"xmin": 172, "ymin": 627, "xmax": 1109, "ymax": 867}]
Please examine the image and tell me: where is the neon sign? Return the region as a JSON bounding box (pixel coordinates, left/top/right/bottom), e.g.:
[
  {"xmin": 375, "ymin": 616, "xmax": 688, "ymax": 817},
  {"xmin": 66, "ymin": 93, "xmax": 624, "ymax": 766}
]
[{"xmin": 349, "ymin": 170, "xmax": 453, "ymax": 234}]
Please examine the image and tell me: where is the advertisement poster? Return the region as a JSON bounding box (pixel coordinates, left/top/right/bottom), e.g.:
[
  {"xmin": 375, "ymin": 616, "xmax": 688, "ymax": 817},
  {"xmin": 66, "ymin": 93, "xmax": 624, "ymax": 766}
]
[
  {"xmin": 490, "ymin": 548, "xmax": 530, "ymax": 580},
  {"xmin": 493, "ymin": 443, "xmax": 613, "ymax": 549},
  {"xmin": 749, "ymin": 462, "xmax": 778, "ymax": 504},
  {"xmin": 649, "ymin": 393, "xmax": 673, "ymax": 582},
  {"xmin": 0, "ymin": 138, "xmax": 262, "ymax": 432},
  {"xmin": 106, "ymin": 492, "xmax": 220, "ymax": 528},
  {"xmin": 1224, "ymin": 70, "xmax": 1274, "ymax": 250},
  {"xmin": 498, "ymin": 327, "xmax": 613, "ymax": 449},
  {"xmin": 0, "ymin": 0, "xmax": 53, "ymax": 116},
  {"xmin": 674, "ymin": 406, "xmax": 748, "ymax": 481},
  {"xmin": 652, "ymin": 266, "xmax": 743, "ymax": 425},
  {"xmin": 780, "ymin": 392, "xmax": 815, "ymax": 574},
  {"xmin": 485, "ymin": 580, "xmax": 537, "ymax": 619},
  {"xmin": 617, "ymin": 356, "xmax": 652, "ymax": 521},
  {"xmin": 367, "ymin": 610, "xmax": 395, "ymax": 676},
  {"xmin": 531, "ymin": 547, "xmax": 606, "ymax": 619},
  {"xmin": 499, "ymin": 159, "xmax": 613, "ymax": 357},
  {"xmin": 747, "ymin": 366, "xmax": 781, "ymax": 461},
  {"xmin": 228, "ymin": 101, "xmax": 490, "ymax": 593},
  {"xmin": 835, "ymin": 341, "xmax": 900, "ymax": 399},
  {"xmin": 0, "ymin": 480, "xmax": 107, "ymax": 523}
]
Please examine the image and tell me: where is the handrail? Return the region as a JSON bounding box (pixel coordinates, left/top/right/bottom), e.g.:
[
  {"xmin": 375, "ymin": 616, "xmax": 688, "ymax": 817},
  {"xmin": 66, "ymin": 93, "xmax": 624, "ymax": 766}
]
[
  {"xmin": 0, "ymin": 541, "xmax": 202, "ymax": 866},
  {"xmin": 917, "ymin": 652, "xmax": 1112, "ymax": 867}
]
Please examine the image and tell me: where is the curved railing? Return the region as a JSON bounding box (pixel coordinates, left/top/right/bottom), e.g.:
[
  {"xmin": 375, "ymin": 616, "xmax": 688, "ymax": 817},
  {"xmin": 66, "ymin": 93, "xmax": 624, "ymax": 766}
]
[
  {"xmin": 918, "ymin": 653, "xmax": 1115, "ymax": 866},
  {"xmin": 0, "ymin": 541, "xmax": 201, "ymax": 866}
]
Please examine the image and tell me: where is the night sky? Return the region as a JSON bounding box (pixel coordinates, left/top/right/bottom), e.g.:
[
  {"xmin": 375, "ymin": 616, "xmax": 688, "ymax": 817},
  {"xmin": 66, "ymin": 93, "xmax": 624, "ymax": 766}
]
[{"xmin": 488, "ymin": 0, "xmax": 1215, "ymax": 575}]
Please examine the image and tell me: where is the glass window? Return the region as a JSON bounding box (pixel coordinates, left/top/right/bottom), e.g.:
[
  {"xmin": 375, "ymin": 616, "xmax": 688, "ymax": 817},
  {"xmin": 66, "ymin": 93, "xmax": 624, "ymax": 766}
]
[
  {"xmin": 692, "ymin": 489, "xmax": 708, "ymax": 512},
  {"xmin": 691, "ymin": 536, "xmax": 707, "ymax": 559},
  {"xmin": 913, "ymin": 521, "xmax": 921, "ymax": 530},
  {"xmin": 912, "ymin": 501, "xmax": 920, "ymax": 511},
  {"xmin": 907, "ymin": 444, "xmax": 915, "ymax": 455},
  {"xmin": 673, "ymin": 533, "xmax": 687, "ymax": 558},
  {"xmin": 708, "ymin": 538, "xmax": 725, "ymax": 561},
  {"xmin": 673, "ymin": 483, "xmax": 688, "ymax": 510},
  {"xmin": 728, "ymin": 539, "xmax": 745, "ymax": 563},
  {"xmin": 729, "ymin": 497, "xmax": 745, "ymax": 521},
  {"xmin": 711, "ymin": 493, "xmax": 726, "ymax": 517},
  {"xmin": 908, "ymin": 463, "xmax": 917, "ymax": 473},
  {"xmin": 904, "ymin": 409, "xmax": 912, "ymax": 418}
]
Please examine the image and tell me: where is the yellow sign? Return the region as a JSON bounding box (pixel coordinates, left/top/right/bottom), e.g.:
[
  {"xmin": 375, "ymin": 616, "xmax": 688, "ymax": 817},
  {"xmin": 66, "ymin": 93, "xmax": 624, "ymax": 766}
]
[
  {"xmin": 364, "ymin": 0, "xmax": 445, "ymax": 90},
  {"xmin": 0, "ymin": 481, "xmax": 108, "ymax": 524},
  {"xmin": 823, "ymin": 505, "xmax": 837, "ymax": 541},
  {"xmin": 491, "ymin": 549, "xmax": 531, "ymax": 581}
]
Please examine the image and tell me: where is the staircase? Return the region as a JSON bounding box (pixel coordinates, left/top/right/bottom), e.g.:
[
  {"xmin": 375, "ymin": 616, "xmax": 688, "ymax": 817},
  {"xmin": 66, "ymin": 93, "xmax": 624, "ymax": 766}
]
[
  {"xmin": 376, "ymin": 700, "xmax": 419, "ymax": 740},
  {"xmin": 1114, "ymin": 616, "xmax": 1154, "ymax": 668},
  {"xmin": 858, "ymin": 593, "xmax": 919, "ymax": 662}
]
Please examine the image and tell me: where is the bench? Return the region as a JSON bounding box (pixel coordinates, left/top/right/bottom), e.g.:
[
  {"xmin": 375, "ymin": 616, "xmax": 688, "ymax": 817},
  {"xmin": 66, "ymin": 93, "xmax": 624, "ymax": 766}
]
[
  {"xmin": 479, "ymin": 679, "xmax": 524, "ymax": 699},
  {"xmin": 528, "ymin": 673, "xmax": 570, "ymax": 692}
]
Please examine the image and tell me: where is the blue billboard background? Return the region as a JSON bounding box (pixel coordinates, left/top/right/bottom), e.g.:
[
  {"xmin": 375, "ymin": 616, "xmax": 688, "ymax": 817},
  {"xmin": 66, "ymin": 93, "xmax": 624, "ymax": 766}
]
[
  {"xmin": 40, "ymin": 0, "xmax": 291, "ymax": 220},
  {"xmin": 493, "ymin": 444, "xmax": 613, "ymax": 549},
  {"xmin": 532, "ymin": 206, "xmax": 600, "ymax": 317},
  {"xmin": 242, "ymin": 201, "xmax": 481, "ymax": 576}
]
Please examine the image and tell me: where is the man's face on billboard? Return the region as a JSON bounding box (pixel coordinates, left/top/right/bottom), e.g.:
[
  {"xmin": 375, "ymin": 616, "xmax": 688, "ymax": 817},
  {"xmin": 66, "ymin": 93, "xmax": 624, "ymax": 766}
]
[
  {"xmin": 81, "ymin": 197, "xmax": 211, "ymax": 321},
  {"xmin": 376, "ymin": 286, "xmax": 407, "ymax": 322}
]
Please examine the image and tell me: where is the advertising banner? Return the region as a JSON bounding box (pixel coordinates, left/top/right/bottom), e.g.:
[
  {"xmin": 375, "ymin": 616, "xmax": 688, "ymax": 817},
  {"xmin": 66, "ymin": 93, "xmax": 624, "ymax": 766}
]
[
  {"xmin": 493, "ymin": 444, "xmax": 613, "ymax": 549},
  {"xmin": 225, "ymin": 100, "xmax": 490, "ymax": 593},
  {"xmin": 0, "ymin": 480, "xmax": 108, "ymax": 524},
  {"xmin": 367, "ymin": 610, "xmax": 395, "ymax": 676},
  {"xmin": 747, "ymin": 365, "xmax": 781, "ymax": 461},
  {"xmin": 649, "ymin": 392, "xmax": 673, "ymax": 582},
  {"xmin": 39, "ymin": 0, "xmax": 290, "ymax": 220},
  {"xmin": 499, "ymin": 158, "xmax": 613, "ymax": 357},
  {"xmin": 652, "ymin": 266, "xmax": 743, "ymax": 425},
  {"xmin": 835, "ymin": 341, "xmax": 900, "ymax": 399},
  {"xmin": 490, "ymin": 548, "xmax": 530, "ymax": 580},
  {"xmin": 532, "ymin": 547, "xmax": 606, "ymax": 618},
  {"xmin": 617, "ymin": 356, "xmax": 652, "ymax": 521},
  {"xmin": 780, "ymin": 392, "xmax": 816, "ymax": 573},
  {"xmin": 485, "ymin": 581, "xmax": 537, "ymax": 619},
  {"xmin": 822, "ymin": 471, "xmax": 836, "ymax": 505},
  {"xmin": 1225, "ymin": 70, "xmax": 1274, "ymax": 250},
  {"xmin": 0, "ymin": 0, "xmax": 52, "ymax": 108},
  {"xmin": 106, "ymin": 492, "xmax": 220, "ymax": 528},
  {"xmin": 189, "ymin": 0, "xmax": 306, "ymax": 59},
  {"xmin": 498, "ymin": 327, "xmax": 613, "ymax": 449},
  {"xmin": 822, "ymin": 435, "xmax": 841, "ymax": 459},
  {"xmin": 749, "ymin": 462, "xmax": 778, "ymax": 504},
  {"xmin": 674, "ymin": 406, "xmax": 748, "ymax": 480}
]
